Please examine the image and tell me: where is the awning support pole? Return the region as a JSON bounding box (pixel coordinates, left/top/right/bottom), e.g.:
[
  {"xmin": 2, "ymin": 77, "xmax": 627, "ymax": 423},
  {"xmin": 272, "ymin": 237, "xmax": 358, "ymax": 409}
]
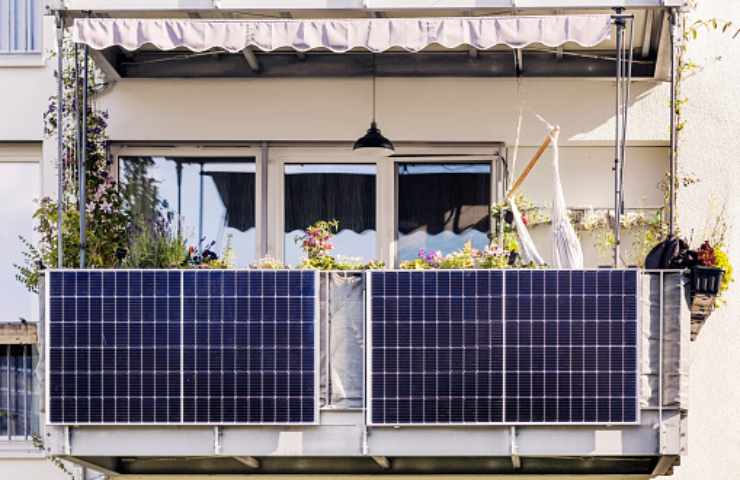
[
  {"xmin": 176, "ymin": 160, "xmax": 183, "ymax": 238},
  {"xmin": 198, "ymin": 161, "xmax": 204, "ymax": 254},
  {"xmin": 669, "ymin": 9, "xmax": 679, "ymax": 237},
  {"xmin": 613, "ymin": 10, "xmax": 625, "ymax": 267},
  {"xmin": 612, "ymin": 9, "xmax": 634, "ymax": 267},
  {"xmin": 55, "ymin": 12, "xmax": 64, "ymax": 268},
  {"xmin": 79, "ymin": 44, "xmax": 89, "ymax": 268}
]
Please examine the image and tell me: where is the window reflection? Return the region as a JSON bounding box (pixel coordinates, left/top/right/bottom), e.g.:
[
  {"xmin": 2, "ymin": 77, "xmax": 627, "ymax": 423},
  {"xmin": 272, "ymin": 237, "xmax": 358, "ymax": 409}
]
[
  {"xmin": 120, "ymin": 157, "xmax": 257, "ymax": 265},
  {"xmin": 284, "ymin": 164, "xmax": 376, "ymax": 266},
  {"xmin": 397, "ymin": 163, "xmax": 491, "ymax": 262}
]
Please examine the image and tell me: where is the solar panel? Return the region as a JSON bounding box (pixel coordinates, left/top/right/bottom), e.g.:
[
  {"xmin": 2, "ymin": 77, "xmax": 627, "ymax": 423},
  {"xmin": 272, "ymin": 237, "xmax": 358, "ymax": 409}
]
[
  {"xmin": 503, "ymin": 270, "xmax": 638, "ymax": 424},
  {"xmin": 48, "ymin": 270, "xmax": 182, "ymax": 424},
  {"xmin": 367, "ymin": 269, "xmax": 639, "ymax": 426},
  {"xmin": 182, "ymin": 270, "xmax": 318, "ymax": 424},
  {"xmin": 47, "ymin": 270, "xmax": 318, "ymax": 425},
  {"xmin": 368, "ymin": 271, "xmax": 505, "ymax": 425}
]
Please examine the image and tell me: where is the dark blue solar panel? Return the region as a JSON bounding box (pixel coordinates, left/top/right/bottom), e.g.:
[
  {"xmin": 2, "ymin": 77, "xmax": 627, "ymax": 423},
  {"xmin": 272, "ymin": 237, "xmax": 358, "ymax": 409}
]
[
  {"xmin": 504, "ymin": 269, "xmax": 638, "ymax": 424},
  {"xmin": 48, "ymin": 270, "xmax": 181, "ymax": 424},
  {"xmin": 182, "ymin": 270, "xmax": 316, "ymax": 424},
  {"xmin": 48, "ymin": 270, "xmax": 317, "ymax": 425},
  {"xmin": 369, "ymin": 269, "xmax": 639, "ymax": 425},
  {"xmin": 369, "ymin": 270, "xmax": 505, "ymax": 425}
]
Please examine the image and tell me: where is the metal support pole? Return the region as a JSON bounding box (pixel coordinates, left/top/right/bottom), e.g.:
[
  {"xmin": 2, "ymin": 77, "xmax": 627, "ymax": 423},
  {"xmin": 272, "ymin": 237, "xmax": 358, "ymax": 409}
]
[
  {"xmin": 619, "ymin": 18, "xmax": 635, "ymax": 225},
  {"xmin": 79, "ymin": 45, "xmax": 89, "ymax": 268},
  {"xmin": 613, "ymin": 11, "xmax": 625, "ymax": 267},
  {"xmin": 55, "ymin": 12, "xmax": 64, "ymax": 268},
  {"xmin": 198, "ymin": 162, "xmax": 204, "ymax": 253},
  {"xmin": 176, "ymin": 160, "xmax": 183, "ymax": 237},
  {"xmin": 669, "ymin": 10, "xmax": 679, "ymax": 236}
]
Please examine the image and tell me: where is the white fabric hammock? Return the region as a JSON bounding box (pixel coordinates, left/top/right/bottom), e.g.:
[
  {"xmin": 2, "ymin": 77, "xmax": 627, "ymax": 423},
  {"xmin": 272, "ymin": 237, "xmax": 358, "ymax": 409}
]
[
  {"xmin": 509, "ymin": 197, "xmax": 545, "ymax": 266},
  {"xmin": 549, "ymin": 128, "xmax": 584, "ymax": 269},
  {"xmin": 72, "ymin": 15, "xmax": 612, "ymax": 53}
]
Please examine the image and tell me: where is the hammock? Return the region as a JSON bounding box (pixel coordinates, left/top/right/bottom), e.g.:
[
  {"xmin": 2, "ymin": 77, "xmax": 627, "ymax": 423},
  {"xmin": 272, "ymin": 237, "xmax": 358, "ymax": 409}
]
[
  {"xmin": 505, "ymin": 117, "xmax": 583, "ymax": 268},
  {"xmin": 548, "ymin": 128, "xmax": 584, "ymax": 268}
]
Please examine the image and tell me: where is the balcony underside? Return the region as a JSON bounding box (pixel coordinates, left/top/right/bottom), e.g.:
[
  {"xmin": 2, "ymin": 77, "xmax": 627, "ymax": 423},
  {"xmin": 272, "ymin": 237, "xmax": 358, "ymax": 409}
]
[
  {"xmin": 45, "ymin": 410, "xmax": 683, "ymax": 476},
  {"xmin": 98, "ymin": 48, "xmax": 657, "ymax": 79},
  {"xmin": 71, "ymin": 454, "xmax": 674, "ymax": 476}
]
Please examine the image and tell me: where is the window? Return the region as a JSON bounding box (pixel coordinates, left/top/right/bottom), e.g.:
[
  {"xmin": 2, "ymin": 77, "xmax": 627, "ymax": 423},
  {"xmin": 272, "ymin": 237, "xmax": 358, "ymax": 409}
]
[
  {"xmin": 284, "ymin": 164, "xmax": 376, "ymax": 266},
  {"xmin": 0, "ymin": 344, "xmax": 37, "ymax": 440},
  {"xmin": 121, "ymin": 156, "xmax": 258, "ymax": 265},
  {"xmin": 0, "ymin": 0, "xmax": 41, "ymax": 54},
  {"xmin": 397, "ymin": 162, "xmax": 491, "ymax": 262}
]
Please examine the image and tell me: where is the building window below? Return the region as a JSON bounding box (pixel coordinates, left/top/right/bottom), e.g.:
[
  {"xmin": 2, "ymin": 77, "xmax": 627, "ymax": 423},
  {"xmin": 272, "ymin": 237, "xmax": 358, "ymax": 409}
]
[{"xmin": 0, "ymin": 344, "xmax": 37, "ymax": 440}]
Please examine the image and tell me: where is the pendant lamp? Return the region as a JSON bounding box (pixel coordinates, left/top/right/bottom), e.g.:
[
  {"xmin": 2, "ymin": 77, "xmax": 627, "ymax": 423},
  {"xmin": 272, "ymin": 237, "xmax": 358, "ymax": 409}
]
[{"xmin": 353, "ymin": 56, "xmax": 395, "ymax": 156}]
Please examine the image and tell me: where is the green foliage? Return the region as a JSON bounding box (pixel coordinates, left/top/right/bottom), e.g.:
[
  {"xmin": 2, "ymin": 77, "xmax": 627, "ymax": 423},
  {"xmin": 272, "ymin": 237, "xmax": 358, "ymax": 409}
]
[
  {"xmin": 295, "ymin": 219, "xmax": 383, "ymax": 270},
  {"xmin": 400, "ymin": 241, "xmax": 511, "ymax": 270},
  {"xmin": 250, "ymin": 256, "xmax": 288, "ymax": 270},
  {"xmin": 122, "ymin": 225, "xmax": 187, "ymax": 269}
]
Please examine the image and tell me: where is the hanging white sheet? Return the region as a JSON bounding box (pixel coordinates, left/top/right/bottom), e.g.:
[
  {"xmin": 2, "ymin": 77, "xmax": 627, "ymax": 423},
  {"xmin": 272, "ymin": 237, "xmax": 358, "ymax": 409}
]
[{"xmin": 72, "ymin": 15, "xmax": 612, "ymax": 53}]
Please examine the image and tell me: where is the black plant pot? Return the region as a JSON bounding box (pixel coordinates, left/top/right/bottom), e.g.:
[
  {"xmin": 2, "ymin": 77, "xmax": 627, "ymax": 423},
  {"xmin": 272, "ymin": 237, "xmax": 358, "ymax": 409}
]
[
  {"xmin": 690, "ymin": 266, "xmax": 724, "ymax": 296},
  {"xmin": 687, "ymin": 266, "xmax": 724, "ymax": 341}
]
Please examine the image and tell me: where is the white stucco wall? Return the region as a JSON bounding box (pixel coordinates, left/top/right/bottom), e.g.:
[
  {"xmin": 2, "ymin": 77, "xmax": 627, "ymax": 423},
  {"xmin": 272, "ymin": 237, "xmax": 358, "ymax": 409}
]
[{"xmin": 670, "ymin": 1, "xmax": 740, "ymax": 479}]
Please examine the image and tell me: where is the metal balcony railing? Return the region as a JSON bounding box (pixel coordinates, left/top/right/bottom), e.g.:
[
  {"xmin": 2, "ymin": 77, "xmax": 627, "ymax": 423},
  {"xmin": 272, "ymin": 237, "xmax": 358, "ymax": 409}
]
[{"xmin": 38, "ymin": 269, "xmax": 689, "ymax": 476}]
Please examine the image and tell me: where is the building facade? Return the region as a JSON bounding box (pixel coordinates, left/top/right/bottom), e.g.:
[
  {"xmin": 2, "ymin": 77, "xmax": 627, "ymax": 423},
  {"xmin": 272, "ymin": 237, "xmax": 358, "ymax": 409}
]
[{"xmin": 0, "ymin": 1, "xmax": 737, "ymax": 479}]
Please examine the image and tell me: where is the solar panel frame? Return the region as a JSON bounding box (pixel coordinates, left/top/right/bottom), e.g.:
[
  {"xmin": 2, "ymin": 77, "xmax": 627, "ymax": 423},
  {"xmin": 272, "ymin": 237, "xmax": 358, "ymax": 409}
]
[
  {"xmin": 365, "ymin": 269, "xmax": 641, "ymax": 427},
  {"xmin": 45, "ymin": 269, "xmax": 320, "ymax": 427}
]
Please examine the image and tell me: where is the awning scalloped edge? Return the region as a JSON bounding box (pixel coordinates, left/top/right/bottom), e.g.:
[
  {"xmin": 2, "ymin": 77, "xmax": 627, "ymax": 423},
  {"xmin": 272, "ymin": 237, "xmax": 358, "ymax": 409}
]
[{"xmin": 73, "ymin": 15, "xmax": 612, "ymax": 53}]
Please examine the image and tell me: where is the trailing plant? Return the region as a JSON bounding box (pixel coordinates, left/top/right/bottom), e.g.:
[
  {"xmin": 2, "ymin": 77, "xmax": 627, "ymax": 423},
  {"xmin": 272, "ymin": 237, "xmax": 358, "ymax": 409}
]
[{"xmin": 16, "ymin": 34, "xmax": 129, "ymax": 291}]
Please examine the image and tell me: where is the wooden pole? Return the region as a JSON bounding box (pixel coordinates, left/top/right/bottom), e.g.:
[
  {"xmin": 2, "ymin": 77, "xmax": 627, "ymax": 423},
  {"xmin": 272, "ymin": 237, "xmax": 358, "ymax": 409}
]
[{"xmin": 505, "ymin": 126, "xmax": 559, "ymax": 200}]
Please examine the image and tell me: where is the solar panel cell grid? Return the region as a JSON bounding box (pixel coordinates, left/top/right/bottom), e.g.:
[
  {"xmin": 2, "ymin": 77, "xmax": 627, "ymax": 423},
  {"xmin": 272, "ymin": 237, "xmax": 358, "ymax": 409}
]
[
  {"xmin": 368, "ymin": 269, "xmax": 639, "ymax": 426},
  {"xmin": 370, "ymin": 271, "xmax": 505, "ymax": 425},
  {"xmin": 47, "ymin": 270, "xmax": 317, "ymax": 425}
]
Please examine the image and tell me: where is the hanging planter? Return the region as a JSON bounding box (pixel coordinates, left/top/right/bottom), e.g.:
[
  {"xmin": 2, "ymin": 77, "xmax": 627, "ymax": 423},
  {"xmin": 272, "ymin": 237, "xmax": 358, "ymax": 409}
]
[{"xmin": 687, "ymin": 241, "xmax": 729, "ymax": 340}]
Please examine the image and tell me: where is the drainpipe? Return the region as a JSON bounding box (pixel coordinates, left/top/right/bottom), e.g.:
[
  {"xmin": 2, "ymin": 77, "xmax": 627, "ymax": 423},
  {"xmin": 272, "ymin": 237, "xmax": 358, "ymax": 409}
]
[
  {"xmin": 55, "ymin": 11, "xmax": 64, "ymax": 268},
  {"xmin": 669, "ymin": 9, "xmax": 679, "ymax": 237}
]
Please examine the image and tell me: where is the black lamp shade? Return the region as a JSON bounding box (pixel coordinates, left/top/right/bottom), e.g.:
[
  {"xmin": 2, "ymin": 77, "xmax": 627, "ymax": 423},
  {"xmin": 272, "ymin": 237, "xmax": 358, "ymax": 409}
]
[{"xmin": 353, "ymin": 121, "xmax": 395, "ymax": 157}]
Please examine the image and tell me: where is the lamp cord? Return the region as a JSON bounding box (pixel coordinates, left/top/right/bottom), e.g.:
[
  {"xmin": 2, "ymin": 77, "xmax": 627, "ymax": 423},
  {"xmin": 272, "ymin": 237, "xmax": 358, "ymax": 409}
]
[{"xmin": 372, "ymin": 54, "xmax": 376, "ymax": 124}]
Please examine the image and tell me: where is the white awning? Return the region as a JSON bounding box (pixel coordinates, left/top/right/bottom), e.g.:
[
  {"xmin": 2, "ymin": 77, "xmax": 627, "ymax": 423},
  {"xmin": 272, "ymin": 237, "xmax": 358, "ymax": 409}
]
[{"xmin": 72, "ymin": 15, "xmax": 612, "ymax": 53}]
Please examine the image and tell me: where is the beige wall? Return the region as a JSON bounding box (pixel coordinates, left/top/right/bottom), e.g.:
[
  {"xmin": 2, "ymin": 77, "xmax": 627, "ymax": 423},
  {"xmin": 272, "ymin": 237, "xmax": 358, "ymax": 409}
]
[
  {"xmin": 671, "ymin": 1, "xmax": 740, "ymax": 479},
  {"xmin": 99, "ymin": 77, "xmax": 668, "ymax": 147}
]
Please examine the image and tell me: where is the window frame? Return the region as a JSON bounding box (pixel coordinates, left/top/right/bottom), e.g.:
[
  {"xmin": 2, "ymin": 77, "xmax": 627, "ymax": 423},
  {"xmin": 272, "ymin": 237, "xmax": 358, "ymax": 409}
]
[
  {"xmin": 393, "ymin": 156, "xmax": 502, "ymax": 267},
  {"xmin": 0, "ymin": 0, "xmax": 43, "ymax": 59},
  {"xmin": 271, "ymin": 144, "xmax": 504, "ymax": 266},
  {"xmin": 113, "ymin": 145, "xmax": 265, "ymax": 263}
]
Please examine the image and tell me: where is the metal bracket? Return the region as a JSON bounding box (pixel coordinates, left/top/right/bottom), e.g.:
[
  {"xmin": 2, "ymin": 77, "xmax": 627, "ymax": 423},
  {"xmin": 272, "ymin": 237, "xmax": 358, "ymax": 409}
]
[
  {"xmin": 510, "ymin": 426, "xmax": 521, "ymax": 469},
  {"xmin": 214, "ymin": 426, "xmax": 222, "ymax": 455}
]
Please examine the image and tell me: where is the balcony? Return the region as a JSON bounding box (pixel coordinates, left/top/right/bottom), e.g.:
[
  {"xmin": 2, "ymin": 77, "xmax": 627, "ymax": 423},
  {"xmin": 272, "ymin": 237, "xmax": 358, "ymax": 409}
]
[{"xmin": 39, "ymin": 269, "xmax": 688, "ymax": 476}]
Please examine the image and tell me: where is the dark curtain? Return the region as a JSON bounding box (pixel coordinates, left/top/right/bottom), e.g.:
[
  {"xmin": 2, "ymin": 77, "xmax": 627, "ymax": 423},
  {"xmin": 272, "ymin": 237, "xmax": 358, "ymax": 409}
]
[
  {"xmin": 285, "ymin": 173, "xmax": 376, "ymax": 233},
  {"xmin": 204, "ymin": 172, "xmax": 256, "ymax": 232},
  {"xmin": 398, "ymin": 172, "xmax": 490, "ymax": 235}
]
